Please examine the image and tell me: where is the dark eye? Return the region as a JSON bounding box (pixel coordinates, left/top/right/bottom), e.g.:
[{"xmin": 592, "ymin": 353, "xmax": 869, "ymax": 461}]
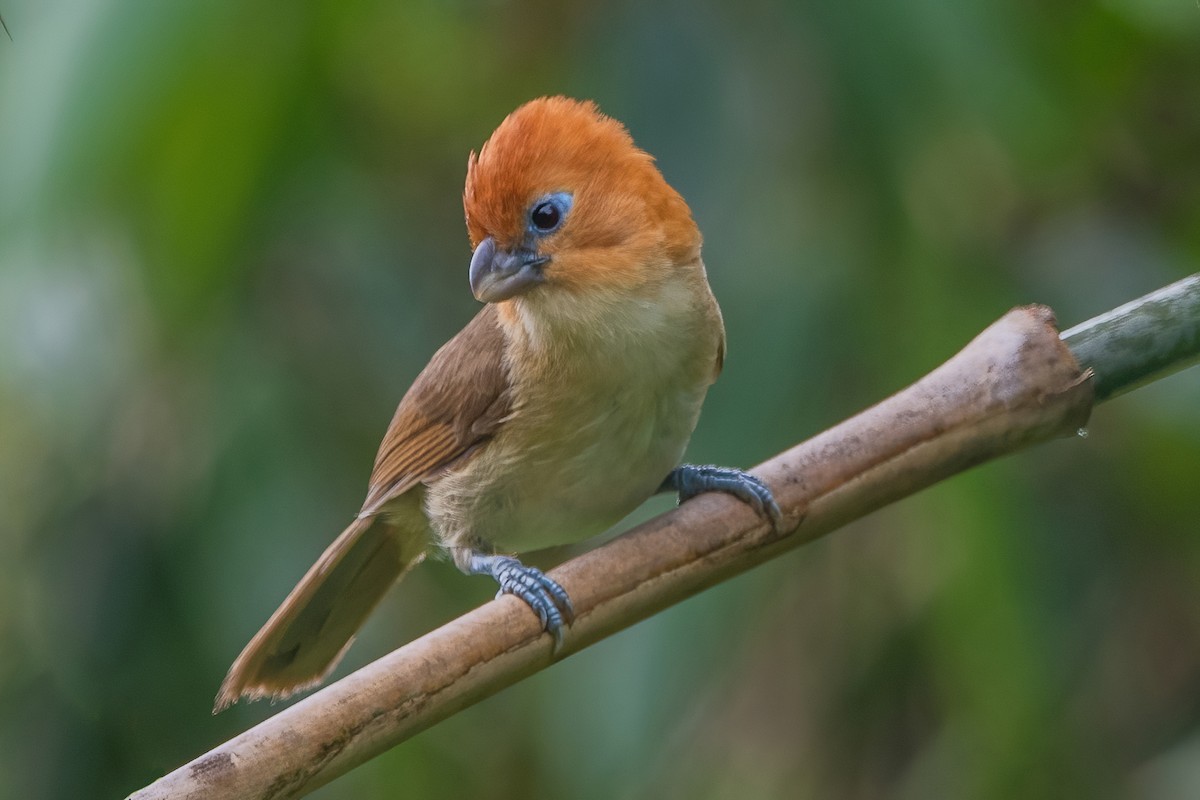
[
  {"xmin": 527, "ymin": 192, "xmax": 572, "ymax": 235},
  {"xmin": 530, "ymin": 202, "xmax": 560, "ymax": 232}
]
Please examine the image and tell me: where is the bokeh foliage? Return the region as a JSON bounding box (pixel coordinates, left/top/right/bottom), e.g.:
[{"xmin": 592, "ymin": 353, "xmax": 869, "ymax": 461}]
[{"xmin": 1, "ymin": 1, "xmax": 1198, "ymax": 798}]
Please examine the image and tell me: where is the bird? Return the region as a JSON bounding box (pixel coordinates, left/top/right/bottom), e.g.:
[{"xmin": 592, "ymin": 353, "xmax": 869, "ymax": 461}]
[{"xmin": 215, "ymin": 96, "xmax": 781, "ymax": 712}]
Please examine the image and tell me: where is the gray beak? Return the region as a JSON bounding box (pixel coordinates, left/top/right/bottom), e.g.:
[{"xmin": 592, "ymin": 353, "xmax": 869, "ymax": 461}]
[{"xmin": 469, "ymin": 236, "xmax": 549, "ymax": 303}]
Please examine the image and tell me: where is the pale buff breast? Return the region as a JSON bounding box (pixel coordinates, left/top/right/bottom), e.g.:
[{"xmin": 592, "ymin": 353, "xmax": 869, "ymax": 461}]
[{"xmin": 426, "ymin": 270, "xmax": 723, "ymax": 554}]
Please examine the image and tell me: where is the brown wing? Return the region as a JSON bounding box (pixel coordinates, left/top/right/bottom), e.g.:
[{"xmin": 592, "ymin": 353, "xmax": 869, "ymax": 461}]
[
  {"xmin": 215, "ymin": 306, "xmax": 512, "ymax": 710},
  {"xmin": 361, "ymin": 303, "xmax": 513, "ymax": 515}
]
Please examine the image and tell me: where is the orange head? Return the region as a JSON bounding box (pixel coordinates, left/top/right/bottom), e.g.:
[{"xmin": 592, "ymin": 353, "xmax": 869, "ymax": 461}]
[{"xmin": 463, "ymin": 97, "xmax": 701, "ymax": 303}]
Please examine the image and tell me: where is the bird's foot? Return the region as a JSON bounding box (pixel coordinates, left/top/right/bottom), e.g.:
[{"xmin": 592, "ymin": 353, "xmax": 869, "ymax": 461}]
[
  {"xmin": 466, "ymin": 553, "xmax": 575, "ymax": 650},
  {"xmin": 660, "ymin": 464, "xmax": 783, "ymax": 530}
]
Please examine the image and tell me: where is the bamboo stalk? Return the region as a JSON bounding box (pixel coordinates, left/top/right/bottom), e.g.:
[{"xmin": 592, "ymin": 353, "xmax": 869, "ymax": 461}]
[{"xmin": 1061, "ymin": 273, "xmax": 1200, "ymax": 401}]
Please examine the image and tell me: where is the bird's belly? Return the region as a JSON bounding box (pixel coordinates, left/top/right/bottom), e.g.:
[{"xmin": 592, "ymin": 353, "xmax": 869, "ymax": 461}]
[{"xmin": 428, "ymin": 382, "xmax": 707, "ymax": 554}]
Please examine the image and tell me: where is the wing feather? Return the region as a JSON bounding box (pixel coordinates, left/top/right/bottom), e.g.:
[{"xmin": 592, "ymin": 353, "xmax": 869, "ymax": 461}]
[{"xmin": 360, "ymin": 304, "xmax": 512, "ymax": 514}]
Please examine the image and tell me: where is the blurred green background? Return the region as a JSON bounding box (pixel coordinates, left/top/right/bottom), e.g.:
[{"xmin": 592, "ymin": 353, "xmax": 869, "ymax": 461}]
[{"xmin": 2, "ymin": 1, "xmax": 1199, "ymax": 798}]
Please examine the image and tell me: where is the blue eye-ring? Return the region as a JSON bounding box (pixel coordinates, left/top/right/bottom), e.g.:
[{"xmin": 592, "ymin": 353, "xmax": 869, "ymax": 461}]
[{"xmin": 528, "ymin": 192, "xmax": 573, "ymax": 235}]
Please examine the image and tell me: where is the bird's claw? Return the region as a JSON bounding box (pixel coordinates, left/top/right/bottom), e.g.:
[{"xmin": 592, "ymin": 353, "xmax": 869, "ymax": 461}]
[
  {"xmin": 484, "ymin": 556, "xmax": 575, "ymax": 650},
  {"xmin": 663, "ymin": 464, "xmax": 784, "ymax": 531}
]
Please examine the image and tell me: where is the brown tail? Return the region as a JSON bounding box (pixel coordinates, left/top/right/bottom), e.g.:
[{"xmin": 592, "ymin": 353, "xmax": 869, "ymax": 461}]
[{"xmin": 214, "ymin": 509, "xmax": 427, "ymax": 712}]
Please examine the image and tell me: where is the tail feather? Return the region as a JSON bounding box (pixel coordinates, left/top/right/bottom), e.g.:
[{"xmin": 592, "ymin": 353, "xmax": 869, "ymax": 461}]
[{"xmin": 215, "ymin": 508, "xmax": 427, "ymax": 712}]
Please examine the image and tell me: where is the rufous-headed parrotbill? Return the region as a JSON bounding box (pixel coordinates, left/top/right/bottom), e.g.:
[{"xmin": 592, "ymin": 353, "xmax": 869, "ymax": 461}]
[{"xmin": 216, "ymin": 96, "xmax": 781, "ymax": 711}]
